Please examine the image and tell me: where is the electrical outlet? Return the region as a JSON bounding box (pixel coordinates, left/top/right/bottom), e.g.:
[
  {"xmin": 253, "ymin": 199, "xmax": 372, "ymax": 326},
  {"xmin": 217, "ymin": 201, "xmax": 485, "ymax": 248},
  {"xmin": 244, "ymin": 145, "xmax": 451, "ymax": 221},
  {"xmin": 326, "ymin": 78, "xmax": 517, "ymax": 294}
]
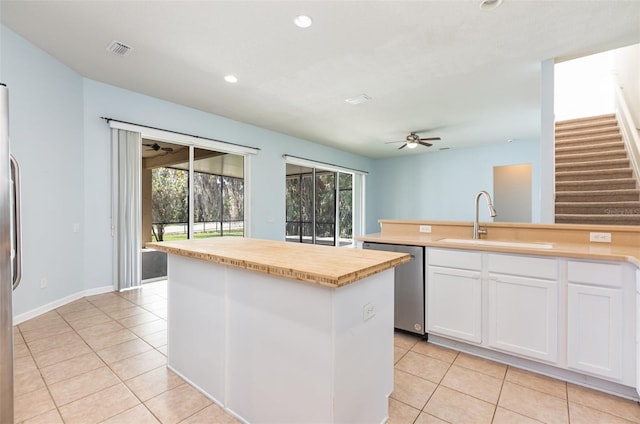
[
  {"xmin": 73, "ymin": 223, "xmax": 80, "ymax": 233},
  {"xmin": 589, "ymin": 232, "xmax": 612, "ymax": 243},
  {"xmin": 363, "ymin": 303, "xmax": 376, "ymax": 321},
  {"xmin": 40, "ymin": 278, "xmax": 47, "ymax": 289},
  {"xmin": 419, "ymin": 225, "xmax": 432, "ymax": 233}
]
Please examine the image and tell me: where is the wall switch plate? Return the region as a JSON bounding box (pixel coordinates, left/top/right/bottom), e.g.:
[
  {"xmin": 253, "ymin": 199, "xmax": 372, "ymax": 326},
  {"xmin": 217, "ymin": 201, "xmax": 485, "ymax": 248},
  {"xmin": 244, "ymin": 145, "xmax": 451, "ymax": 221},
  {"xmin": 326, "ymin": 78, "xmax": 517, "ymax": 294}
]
[
  {"xmin": 589, "ymin": 232, "xmax": 612, "ymax": 243},
  {"xmin": 40, "ymin": 278, "xmax": 47, "ymax": 289},
  {"xmin": 363, "ymin": 303, "xmax": 376, "ymax": 321},
  {"xmin": 419, "ymin": 225, "xmax": 432, "ymax": 233}
]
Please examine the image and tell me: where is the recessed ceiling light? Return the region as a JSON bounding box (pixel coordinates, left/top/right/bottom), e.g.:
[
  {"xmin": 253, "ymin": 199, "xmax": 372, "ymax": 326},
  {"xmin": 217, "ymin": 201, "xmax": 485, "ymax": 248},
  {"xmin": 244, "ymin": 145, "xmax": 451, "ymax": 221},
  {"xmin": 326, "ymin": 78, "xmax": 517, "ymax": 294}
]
[
  {"xmin": 224, "ymin": 75, "xmax": 238, "ymax": 84},
  {"xmin": 294, "ymin": 15, "xmax": 313, "ymax": 28},
  {"xmin": 344, "ymin": 94, "xmax": 371, "ymax": 105},
  {"xmin": 479, "ymin": 0, "xmax": 503, "ymax": 11}
]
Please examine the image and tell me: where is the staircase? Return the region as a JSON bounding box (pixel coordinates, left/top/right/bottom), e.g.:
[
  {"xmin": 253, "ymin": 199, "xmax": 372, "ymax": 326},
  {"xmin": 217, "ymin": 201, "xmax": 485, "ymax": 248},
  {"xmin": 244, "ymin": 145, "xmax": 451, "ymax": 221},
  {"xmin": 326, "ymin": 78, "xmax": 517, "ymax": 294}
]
[{"xmin": 555, "ymin": 113, "xmax": 640, "ymax": 225}]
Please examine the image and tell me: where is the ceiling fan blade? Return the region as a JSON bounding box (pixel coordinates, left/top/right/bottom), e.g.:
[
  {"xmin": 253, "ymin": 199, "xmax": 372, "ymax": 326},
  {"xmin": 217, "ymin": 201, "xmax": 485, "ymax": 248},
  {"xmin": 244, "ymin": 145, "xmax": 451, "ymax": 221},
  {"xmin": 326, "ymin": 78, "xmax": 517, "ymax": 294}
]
[
  {"xmin": 418, "ymin": 141, "xmax": 433, "ymax": 147},
  {"xmin": 419, "ymin": 137, "xmax": 441, "ymax": 141},
  {"xmin": 397, "ymin": 143, "xmax": 407, "ymax": 150}
]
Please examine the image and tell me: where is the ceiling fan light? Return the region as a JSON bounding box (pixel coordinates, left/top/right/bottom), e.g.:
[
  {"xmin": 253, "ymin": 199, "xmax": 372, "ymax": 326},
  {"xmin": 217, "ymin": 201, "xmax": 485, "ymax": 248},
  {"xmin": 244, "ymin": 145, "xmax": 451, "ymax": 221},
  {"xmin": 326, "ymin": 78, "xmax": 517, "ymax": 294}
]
[
  {"xmin": 407, "ymin": 142, "xmax": 418, "ymax": 149},
  {"xmin": 224, "ymin": 75, "xmax": 238, "ymax": 83},
  {"xmin": 294, "ymin": 15, "xmax": 313, "ymax": 28}
]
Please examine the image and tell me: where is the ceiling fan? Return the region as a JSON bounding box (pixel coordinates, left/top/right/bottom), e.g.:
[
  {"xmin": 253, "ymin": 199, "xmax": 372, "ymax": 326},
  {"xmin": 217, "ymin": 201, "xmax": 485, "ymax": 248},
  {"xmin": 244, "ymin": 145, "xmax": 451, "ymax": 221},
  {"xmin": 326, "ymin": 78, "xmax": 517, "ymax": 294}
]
[
  {"xmin": 143, "ymin": 142, "xmax": 174, "ymax": 153},
  {"xmin": 386, "ymin": 132, "xmax": 441, "ymax": 150}
]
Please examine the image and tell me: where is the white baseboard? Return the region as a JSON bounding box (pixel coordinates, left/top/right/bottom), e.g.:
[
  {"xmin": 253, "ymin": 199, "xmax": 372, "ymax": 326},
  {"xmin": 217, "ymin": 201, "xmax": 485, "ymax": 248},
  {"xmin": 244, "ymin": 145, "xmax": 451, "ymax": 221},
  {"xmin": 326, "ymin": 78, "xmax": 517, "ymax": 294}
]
[{"xmin": 13, "ymin": 284, "xmax": 115, "ymax": 325}]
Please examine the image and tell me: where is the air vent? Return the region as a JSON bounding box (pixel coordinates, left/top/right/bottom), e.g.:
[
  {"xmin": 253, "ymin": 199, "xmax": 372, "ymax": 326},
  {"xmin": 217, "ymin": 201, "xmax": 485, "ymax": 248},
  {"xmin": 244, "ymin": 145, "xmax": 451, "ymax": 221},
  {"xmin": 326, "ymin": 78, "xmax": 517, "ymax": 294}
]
[{"xmin": 106, "ymin": 40, "xmax": 133, "ymax": 56}]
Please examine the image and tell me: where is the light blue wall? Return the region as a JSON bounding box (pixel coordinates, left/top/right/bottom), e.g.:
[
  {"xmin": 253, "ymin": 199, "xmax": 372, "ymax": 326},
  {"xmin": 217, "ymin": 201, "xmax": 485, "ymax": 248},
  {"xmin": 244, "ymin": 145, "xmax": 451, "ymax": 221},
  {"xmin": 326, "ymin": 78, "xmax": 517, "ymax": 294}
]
[
  {"xmin": 370, "ymin": 141, "xmax": 541, "ymax": 224},
  {"xmin": 1, "ymin": 26, "xmax": 86, "ymax": 314}
]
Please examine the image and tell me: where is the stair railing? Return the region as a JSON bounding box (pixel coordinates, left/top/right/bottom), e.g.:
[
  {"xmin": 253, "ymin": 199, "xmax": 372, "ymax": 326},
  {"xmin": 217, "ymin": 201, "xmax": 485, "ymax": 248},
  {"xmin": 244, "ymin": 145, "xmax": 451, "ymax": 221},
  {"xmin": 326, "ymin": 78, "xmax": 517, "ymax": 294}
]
[{"xmin": 613, "ymin": 84, "xmax": 640, "ymax": 186}]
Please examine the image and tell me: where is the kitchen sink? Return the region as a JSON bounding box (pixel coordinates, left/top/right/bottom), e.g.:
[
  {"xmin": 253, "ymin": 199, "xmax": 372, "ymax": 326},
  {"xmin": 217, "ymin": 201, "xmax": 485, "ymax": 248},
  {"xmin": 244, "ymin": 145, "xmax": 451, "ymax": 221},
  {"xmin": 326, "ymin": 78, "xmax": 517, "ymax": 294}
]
[{"xmin": 438, "ymin": 238, "xmax": 554, "ymax": 249}]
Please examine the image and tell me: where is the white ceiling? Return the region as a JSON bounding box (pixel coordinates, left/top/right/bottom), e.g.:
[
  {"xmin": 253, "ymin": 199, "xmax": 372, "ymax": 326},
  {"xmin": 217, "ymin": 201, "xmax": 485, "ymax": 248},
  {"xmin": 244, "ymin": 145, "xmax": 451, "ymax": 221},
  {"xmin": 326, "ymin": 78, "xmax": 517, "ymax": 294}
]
[{"xmin": 1, "ymin": 1, "xmax": 639, "ymax": 159}]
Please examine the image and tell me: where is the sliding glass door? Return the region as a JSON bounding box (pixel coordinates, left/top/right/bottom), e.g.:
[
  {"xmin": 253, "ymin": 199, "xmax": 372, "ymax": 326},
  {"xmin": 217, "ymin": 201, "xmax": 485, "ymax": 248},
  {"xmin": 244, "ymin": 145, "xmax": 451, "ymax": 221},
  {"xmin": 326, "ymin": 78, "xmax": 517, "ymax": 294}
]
[
  {"xmin": 142, "ymin": 142, "xmax": 245, "ymax": 243},
  {"xmin": 285, "ymin": 163, "xmax": 354, "ymax": 247}
]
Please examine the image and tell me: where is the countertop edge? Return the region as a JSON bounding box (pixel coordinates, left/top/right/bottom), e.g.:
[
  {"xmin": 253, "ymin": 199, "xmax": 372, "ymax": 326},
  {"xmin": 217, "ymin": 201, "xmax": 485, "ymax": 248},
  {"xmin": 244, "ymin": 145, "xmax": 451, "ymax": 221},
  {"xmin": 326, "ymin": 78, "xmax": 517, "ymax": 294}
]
[
  {"xmin": 147, "ymin": 241, "xmax": 411, "ymax": 288},
  {"xmin": 357, "ymin": 234, "xmax": 640, "ymax": 268}
]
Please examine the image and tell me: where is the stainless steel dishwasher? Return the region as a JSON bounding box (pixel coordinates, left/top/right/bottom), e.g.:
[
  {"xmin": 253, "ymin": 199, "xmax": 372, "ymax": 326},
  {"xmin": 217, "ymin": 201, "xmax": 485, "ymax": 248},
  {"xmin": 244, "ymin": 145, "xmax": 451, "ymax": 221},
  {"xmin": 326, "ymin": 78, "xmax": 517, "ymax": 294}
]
[{"xmin": 363, "ymin": 242, "xmax": 425, "ymax": 335}]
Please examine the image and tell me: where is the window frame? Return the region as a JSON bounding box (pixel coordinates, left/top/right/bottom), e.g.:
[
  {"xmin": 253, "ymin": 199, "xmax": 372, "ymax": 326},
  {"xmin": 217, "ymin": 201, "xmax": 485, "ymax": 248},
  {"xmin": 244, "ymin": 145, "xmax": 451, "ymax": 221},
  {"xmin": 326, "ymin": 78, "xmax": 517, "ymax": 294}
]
[{"xmin": 284, "ymin": 155, "xmax": 366, "ymax": 247}]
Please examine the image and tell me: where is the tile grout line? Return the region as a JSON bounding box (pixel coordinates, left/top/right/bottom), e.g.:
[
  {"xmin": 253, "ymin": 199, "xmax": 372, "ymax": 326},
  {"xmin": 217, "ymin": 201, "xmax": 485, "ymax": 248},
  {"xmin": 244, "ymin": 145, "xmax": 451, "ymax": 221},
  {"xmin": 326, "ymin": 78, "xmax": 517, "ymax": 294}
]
[{"xmin": 16, "ymin": 284, "xmax": 172, "ymax": 423}]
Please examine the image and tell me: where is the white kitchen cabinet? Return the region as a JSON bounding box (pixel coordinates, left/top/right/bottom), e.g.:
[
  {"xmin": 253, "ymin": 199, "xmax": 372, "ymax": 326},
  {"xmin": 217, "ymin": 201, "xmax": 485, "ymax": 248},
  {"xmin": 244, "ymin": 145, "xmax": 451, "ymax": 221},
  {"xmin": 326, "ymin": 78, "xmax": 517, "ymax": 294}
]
[
  {"xmin": 567, "ymin": 261, "xmax": 624, "ymax": 381},
  {"xmin": 487, "ymin": 274, "xmax": 558, "ymax": 363},
  {"xmin": 419, "ymin": 244, "xmax": 637, "ymax": 396},
  {"xmin": 427, "ymin": 265, "xmax": 482, "ymax": 343},
  {"xmin": 486, "ymin": 254, "xmax": 559, "ymax": 363}
]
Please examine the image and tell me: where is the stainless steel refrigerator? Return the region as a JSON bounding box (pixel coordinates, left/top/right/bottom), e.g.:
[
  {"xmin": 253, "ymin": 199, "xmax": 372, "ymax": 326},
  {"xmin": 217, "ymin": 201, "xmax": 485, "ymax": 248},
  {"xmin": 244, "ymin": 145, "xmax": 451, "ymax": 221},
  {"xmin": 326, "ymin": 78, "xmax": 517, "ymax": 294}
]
[{"xmin": 1, "ymin": 83, "xmax": 23, "ymax": 424}]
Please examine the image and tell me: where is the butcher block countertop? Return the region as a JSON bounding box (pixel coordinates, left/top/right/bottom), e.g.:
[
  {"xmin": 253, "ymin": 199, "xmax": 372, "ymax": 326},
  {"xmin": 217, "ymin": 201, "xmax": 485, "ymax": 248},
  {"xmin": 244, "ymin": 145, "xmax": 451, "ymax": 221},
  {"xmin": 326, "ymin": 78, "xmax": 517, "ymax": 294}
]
[
  {"xmin": 146, "ymin": 237, "xmax": 410, "ymax": 288},
  {"xmin": 357, "ymin": 220, "xmax": 640, "ymax": 268}
]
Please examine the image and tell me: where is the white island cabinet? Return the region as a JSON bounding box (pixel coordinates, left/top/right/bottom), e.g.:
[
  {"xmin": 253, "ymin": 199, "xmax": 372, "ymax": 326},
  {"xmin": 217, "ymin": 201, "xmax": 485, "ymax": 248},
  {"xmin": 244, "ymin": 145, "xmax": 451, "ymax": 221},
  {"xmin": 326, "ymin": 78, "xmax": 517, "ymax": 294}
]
[{"xmin": 149, "ymin": 238, "xmax": 409, "ymax": 424}]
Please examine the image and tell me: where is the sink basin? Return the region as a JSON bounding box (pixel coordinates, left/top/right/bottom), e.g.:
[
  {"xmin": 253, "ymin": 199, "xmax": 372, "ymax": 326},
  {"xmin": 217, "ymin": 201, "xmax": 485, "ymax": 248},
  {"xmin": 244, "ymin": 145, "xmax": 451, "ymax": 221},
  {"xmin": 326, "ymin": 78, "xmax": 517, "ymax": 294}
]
[{"xmin": 438, "ymin": 238, "xmax": 554, "ymax": 249}]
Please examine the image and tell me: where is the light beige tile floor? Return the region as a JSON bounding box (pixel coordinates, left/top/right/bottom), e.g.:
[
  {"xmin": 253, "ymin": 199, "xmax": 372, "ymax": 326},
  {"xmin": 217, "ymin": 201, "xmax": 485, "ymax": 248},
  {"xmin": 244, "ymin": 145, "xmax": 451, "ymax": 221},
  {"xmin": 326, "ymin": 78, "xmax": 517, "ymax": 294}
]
[
  {"xmin": 391, "ymin": 331, "xmax": 640, "ymax": 424},
  {"xmin": 12, "ymin": 281, "xmax": 640, "ymax": 423},
  {"xmin": 13, "ymin": 281, "xmax": 240, "ymax": 424}
]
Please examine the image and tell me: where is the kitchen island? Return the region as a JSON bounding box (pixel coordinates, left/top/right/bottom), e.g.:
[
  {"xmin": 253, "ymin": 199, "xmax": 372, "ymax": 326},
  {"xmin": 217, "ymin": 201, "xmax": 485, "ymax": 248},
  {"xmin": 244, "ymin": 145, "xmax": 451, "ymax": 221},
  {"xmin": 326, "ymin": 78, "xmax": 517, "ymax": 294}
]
[{"xmin": 147, "ymin": 237, "xmax": 410, "ymax": 424}]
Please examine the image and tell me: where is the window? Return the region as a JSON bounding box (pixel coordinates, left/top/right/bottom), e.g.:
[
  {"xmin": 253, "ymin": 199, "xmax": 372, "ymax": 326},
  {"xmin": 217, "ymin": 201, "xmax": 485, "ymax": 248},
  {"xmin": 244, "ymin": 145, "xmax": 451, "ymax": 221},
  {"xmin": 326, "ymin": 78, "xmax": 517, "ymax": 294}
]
[
  {"xmin": 143, "ymin": 142, "xmax": 245, "ymax": 242},
  {"xmin": 285, "ymin": 159, "xmax": 362, "ymax": 247}
]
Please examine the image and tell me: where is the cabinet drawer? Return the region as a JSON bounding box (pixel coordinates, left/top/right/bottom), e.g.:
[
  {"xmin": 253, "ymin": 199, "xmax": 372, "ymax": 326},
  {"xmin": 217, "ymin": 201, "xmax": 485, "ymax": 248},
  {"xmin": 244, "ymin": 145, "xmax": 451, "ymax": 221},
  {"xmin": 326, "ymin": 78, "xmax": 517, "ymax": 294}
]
[
  {"xmin": 567, "ymin": 261, "xmax": 623, "ymax": 288},
  {"xmin": 428, "ymin": 248, "xmax": 481, "ymax": 270},
  {"xmin": 488, "ymin": 254, "xmax": 557, "ymax": 280}
]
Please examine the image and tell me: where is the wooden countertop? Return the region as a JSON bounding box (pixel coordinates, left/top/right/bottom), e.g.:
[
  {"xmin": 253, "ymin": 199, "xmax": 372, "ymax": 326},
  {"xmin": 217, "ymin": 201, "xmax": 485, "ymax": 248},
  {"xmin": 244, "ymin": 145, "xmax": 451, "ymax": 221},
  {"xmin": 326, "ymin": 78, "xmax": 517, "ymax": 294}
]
[
  {"xmin": 146, "ymin": 238, "xmax": 410, "ymax": 288},
  {"xmin": 357, "ymin": 220, "xmax": 640, "ymax": 268}
]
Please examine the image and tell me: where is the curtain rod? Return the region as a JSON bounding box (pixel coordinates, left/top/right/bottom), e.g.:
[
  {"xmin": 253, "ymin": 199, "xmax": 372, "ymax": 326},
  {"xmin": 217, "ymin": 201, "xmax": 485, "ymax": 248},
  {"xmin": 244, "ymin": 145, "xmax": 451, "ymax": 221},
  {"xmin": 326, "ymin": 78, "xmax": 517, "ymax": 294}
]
[
  {"xmin": 283, "ymin": 154, "xmax": 368, "ymax": 175},
  {"xmin": 101, "ymin": 117, "xmax": 261, "ymax": 151}
]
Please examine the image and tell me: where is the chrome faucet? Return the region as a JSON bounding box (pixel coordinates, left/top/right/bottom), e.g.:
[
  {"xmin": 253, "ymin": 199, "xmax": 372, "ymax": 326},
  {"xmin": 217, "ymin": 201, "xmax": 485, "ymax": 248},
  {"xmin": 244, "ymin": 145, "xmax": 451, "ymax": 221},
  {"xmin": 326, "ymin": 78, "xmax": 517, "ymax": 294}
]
[{"xmin": 473, "ymin": 190, "xmax": 497, "ymax": 239}]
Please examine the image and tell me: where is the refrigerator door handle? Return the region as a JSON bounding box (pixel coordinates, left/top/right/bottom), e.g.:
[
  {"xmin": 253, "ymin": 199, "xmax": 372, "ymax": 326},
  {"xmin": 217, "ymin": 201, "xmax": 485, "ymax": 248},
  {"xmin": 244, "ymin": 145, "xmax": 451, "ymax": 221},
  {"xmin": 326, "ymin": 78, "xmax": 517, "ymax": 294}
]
[{"xmin": 10, "ymin": 154, "xmax": 21, "ymax": 290}]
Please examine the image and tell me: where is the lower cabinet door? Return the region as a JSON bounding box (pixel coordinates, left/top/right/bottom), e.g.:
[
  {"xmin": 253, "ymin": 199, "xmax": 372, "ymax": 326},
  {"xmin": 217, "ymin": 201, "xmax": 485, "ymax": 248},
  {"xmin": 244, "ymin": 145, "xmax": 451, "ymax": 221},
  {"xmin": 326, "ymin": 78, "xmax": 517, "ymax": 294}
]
[
  {"xmin": 567, "ymin": 283, "xmax": 623, "ymax": 380},
  {"xmin": 427, "ymin": 266, "xmax": 482, "ymax": 343},
  {"xmin": 487, "ymin": 274, "xmax": 558, "ymax": 363}
]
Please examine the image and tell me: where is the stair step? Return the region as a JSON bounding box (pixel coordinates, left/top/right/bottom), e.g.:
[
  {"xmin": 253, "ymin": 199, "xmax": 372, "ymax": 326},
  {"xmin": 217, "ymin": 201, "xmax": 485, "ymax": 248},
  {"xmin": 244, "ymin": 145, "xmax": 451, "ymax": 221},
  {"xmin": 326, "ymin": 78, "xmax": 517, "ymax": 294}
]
[
  {"xmin": 556, "ymin": 128, "xmax": 620, "ymax": 141},
  {"xmin": 555, "ymin": 150, "xmax": 627, "ymax": 164},
  {"xmin": 555, "ymin": 114, "xmax": 616, "ymax": 128},
  {"xmin": 555, "ymin": 158, "xmax": 630, "ymax": 172},
  {"xmin": 554, "ymin": 114, "xmax": 640, "ymax": 226},
  {"xmin": 555, "ymin": 189, "xmax": 640, "ymax": 203},
  {"xmin": 555, "ymin": 133, "xmax": 623, "ymax": 147},
  {"xmin": 556, "ymin": 168, "xmax": 633, "ymax": 182},
  {"xmin": 555, "ymin": 141, "xmax": 625, "ymax": 156},
  {"xmin": 555, "ymin": 119, "xmax": 619, "ymax": 135},
  {"xmin": 556, "ymin": 178, "xmax": 637, "ymax": 191},
  {"xmin": 555, "ymin": 201, "xmax": 640, "ymax": 215},
  {"xmin": 555, "ymin": 213, "xmax": 640, "ymax": 225}
]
